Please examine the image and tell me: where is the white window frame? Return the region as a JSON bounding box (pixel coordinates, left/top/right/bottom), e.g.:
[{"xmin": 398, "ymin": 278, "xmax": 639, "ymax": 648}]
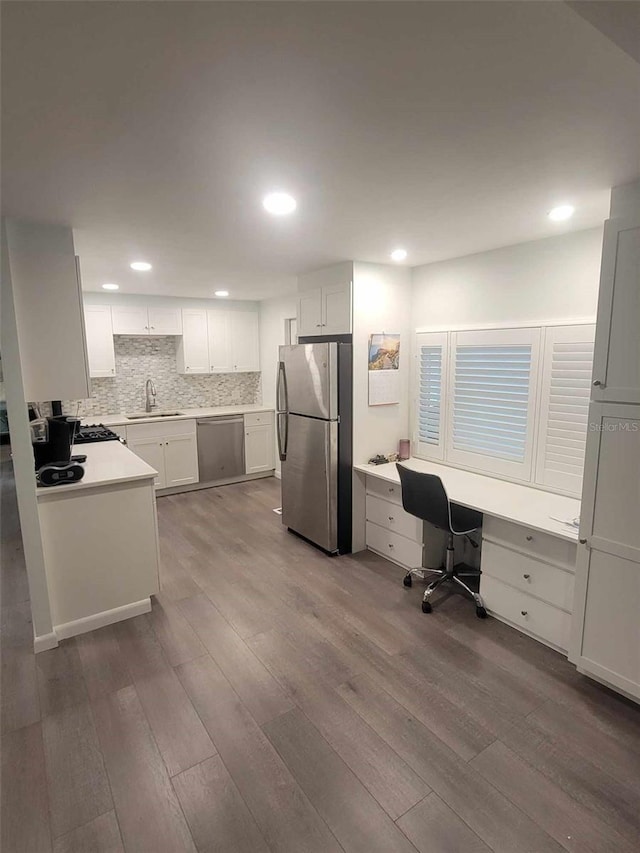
[
  {"xmin": 413, "ymin": 331, "xmax": 448, "ymax": 461},
  {"xmin": 445, "ymin": 327, "xmax": 542, "ymax": 482}
]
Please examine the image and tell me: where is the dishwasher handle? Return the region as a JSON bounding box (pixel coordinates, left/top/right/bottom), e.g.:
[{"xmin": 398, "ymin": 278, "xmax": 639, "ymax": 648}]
[{"xmin": 196, "ymin": 417, "xmax": 244, "ymax": 426}]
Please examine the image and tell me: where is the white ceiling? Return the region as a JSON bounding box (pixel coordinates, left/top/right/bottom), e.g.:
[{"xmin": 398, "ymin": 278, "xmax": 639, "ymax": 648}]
[{"xmin": 2, "ymin": 1, "xmax": 639, "ymax": 300}]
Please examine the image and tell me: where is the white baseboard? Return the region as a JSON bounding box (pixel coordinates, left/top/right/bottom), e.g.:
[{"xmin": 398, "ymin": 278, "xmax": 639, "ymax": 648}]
[
  {"xmin": 53, "ymin": 598, "xmax": 152, "ymax": 642},
  {"xmin": 33, "ymin": 631, "xmax": 58, "ymax": 653},
  {"xmin": 274, "ymin": 470, "xmax": 282, "ymax": 480}
]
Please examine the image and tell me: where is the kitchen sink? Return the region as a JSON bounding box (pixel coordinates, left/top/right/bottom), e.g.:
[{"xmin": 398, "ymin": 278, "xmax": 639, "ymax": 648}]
[{"xmin": 125, "ymin": 411, "xmax": 184, "ymax": 419}]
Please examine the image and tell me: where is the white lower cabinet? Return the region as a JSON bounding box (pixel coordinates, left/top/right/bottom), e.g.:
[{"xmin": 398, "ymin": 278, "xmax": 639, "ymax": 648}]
[
  {"xmin": 481, "ymin": 517, "xmax": 577, "ymax": 652},
  {"xmin": 126, "ymin": 420, "xmax": 199, "ymax": 489},
  {"xmin": 365, "ymin": 477, "xmax": 423, "ymax": 569},
  {"xmin": 244, "ymin": 412, "xmax": 275, "ymax": 474}
]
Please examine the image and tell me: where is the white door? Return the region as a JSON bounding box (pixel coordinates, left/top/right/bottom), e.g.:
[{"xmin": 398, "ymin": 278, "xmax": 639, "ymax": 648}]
[
  {"xmin": 322, "ymin": 282, "xmax": 351, "ymax": 334},
  {"xmin": 83, "ymin": 305, "xmax": 116, "ymax": 377},
  {"xmin": 207, "ymin": 311, "xmax": 233, "ymax": 372},
  {"xmin": 127, "ymin": 437, "xmax": 166, "ymax": 488},
  {"xmin": 297, "ymin": 290, "xmax": 323, "ymax": 336},
  {"xmin": 230, "ymin": 311, "xmax": 260, "ymax": 371},
  {"xmin": 164, "ymin": 433, "xmax": 199, "ymax": 487},
  {"xmin": 147, "ymin": 306, "xmax": 183, "ymax": 335},
  {"xmin": 178, "ymin": 309, "xmax": 209, "ymax": 374},
  {"xmin": 111, "ymin": 305, "xmax": 149, "ymax": 335},
  {"xmin": 592, "ymin": 219, "xmax": 640, "ymax": 404},
  {"xmin": 244, "ymin": 424, "xmax": 275, "ymax": 474}
]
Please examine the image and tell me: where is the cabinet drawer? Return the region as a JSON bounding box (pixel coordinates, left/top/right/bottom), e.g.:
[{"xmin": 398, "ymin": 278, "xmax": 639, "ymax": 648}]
[
  {"xmin": 482, "ymin": 540, "xmax": 574, "ymax": 612},
  {"xmin": 244, "ymin": 411, "xmax": 274, "ymax": 427},
  {"xmin": 126, "ymin": 418, "xmax": 196, "ymax": 440},
  {"xmin": 366, "ymin": 522, "xmax": 422, "ymax": 569},
  {"xmin": 483, "ymin": 516, "xmax": 577, "ymax": 571},
  {"xmin": 366, "ymin": 476, "xmax": 403, "ymax": 506},
  {"xmin": 366, "ymin": 494, "xmax": 421, "ymax": 542},
  {"xmin": 481, "ymin": 575, "xmax": 571, "ymax": 651}
]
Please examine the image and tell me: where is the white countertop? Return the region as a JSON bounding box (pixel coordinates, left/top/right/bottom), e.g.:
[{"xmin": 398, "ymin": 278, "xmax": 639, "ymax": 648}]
[
  {"xmin": 95, "ymin": 404, "xmax": 274, "ymax": 428},
  {"xmin": 355, "ymin": 458, "xmax": 581, "ymax": 543},
  {"xmin": 36, "ymin": 440, "xmax": 157, "ymax": 500}
]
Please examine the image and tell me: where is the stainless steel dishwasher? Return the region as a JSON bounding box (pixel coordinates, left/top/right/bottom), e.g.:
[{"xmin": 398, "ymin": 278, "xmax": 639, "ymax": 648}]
[{"xmin": 196, "ymin": 416, "xmax": 245, "ymax": 482}]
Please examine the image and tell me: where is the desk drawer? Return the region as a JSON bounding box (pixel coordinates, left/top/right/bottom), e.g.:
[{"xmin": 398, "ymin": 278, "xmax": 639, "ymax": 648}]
[
  {"xmin": 366, "ymin": 475, "xmax": 403, "ymax": 506},
  {"xmin": 481, "ymin": 575, "xmax": 571, "ymax": 651},
  {"xmin": 482, "ymin": 540, "xmax": 574, "ymax": 612},
  {"xmin": 366, "ymin": 495, "xmax": 422, "ymax": 542},
  {"xmin": 483, "ymin": 516, "xmax": 576, "ymax": 571},
  {"xmin": 366, "ymin": 522, "xmax": 422, "ymax": 569},
  {"xmin": 244, "ymin": 411, "xmax": 274, "ymax": 427}
]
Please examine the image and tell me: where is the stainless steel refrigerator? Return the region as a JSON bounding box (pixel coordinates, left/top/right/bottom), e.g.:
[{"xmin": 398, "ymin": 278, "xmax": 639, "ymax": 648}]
[{"xmin": 277, "ymin": 342, "xmax": 352, "ymax": 554}]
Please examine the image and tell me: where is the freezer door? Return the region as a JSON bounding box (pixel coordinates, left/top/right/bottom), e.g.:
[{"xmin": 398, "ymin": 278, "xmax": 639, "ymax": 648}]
[
  {"xmin": 281, "ymin": 414, "xmax": 338, "ymax": 552},
  {"xmin": 279, "ymin": 343, "xmax": 337, "ymax": 419}
]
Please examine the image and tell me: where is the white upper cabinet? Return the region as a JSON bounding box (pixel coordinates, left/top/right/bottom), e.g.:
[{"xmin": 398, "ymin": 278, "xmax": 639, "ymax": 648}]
[
  {"xmin": 230, "ymin": 311, "xmax": 260, "ymax": 372},
  {"xmin": 207, "ymin": 311, "xmax": 233, "ymax": 373},
  {"xmin": 176, "ymin": 309, "xmax": 209, "ymax": 374},
  {"xmin": 592, "ymin": 218, "xmax": 640, "ymax": 404},
  {"xmin": 111, "ymin": 305, "xmax": 149, "ymax": 335},
  {"xmin": 112, "ymin": 304, "xmax": 182, "ymax": 336},
  {"xmin": 322, "ymin": 282, "xmax": 352, "ymax": 335},
  {"xmin": 297, "ymin": 290, "xmax": 323, "ymax": 336},
  {"xmin": 147, "ymin": 306, "xmax": 182, "ymax": 335},
  {"xmin": 84, "ymin": 305, "xmax": 116, "ymax": 377}
]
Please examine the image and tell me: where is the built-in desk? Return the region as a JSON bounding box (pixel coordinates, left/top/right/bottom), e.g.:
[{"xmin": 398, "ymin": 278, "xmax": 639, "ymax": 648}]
[{"xmin": 354, "ymin": 458, "xmax": 580, "ymax": 653}]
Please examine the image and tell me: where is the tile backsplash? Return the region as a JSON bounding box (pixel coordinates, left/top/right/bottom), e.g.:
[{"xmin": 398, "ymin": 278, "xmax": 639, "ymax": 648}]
[{"xmin": 60, "ymin": 336, "xmax": 261, "ymax": 417}]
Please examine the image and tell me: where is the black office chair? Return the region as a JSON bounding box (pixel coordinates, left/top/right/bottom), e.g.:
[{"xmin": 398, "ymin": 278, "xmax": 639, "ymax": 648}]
[{"xmin": 396, "ymin": 464, "xmax": 487, "ymax": 618}]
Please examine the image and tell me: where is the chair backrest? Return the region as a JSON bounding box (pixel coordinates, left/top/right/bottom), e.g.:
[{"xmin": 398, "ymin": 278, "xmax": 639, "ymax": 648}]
[{"xmin": 396, "ymin": 464, "xmax": 451, "ymax": 529}]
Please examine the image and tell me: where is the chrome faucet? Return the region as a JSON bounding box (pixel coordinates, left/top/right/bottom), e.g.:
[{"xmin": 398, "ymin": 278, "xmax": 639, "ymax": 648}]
[{"xmin": 145, "ymin": 378, "xmax": 157, "ymax": 412}]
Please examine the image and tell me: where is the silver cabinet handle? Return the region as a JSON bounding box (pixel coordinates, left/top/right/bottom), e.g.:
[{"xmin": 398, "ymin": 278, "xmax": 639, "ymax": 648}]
[
  {"xmin": 316, "ymin": 323, "xmax": 322, "ymax": 327},
  {"xmin": 388, "ymin": 543, "xmax": 394, "ymax": 549},
  {"xmin": 525, "ymin": 535, "xmax": 533, "ymax": 541},
  {"xmin": 592, "ymin": 380, "xmax": 604, "ymax": 387},
  {"xmin": 521, "ymin": 610, "xmax": 528, "ymax": 617},
  {"xmin": 579, "ymin": 538, "xmax": 587, "ymax": 544},
  {"xmin": 388, "ymin": 516, "xmax": 394, "ymax": 521},
  {"xmin": 523, "ymin": 573, "xmax": 530, "ymax": 580}
]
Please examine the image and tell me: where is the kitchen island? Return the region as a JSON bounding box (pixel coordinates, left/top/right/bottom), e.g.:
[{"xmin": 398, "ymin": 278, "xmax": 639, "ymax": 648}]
[{"xmin": 36, "ymin": 440, "xmax": 160, "ymax": 645}]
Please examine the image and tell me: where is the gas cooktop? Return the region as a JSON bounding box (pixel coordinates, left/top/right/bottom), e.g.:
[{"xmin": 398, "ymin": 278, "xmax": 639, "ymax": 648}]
[{"xmin": 73, "ymin": 424, "xmax": 121, "ymax": 444}]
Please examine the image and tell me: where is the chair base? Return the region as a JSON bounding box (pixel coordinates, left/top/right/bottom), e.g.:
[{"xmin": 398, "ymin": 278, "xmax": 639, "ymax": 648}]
[{"xmin": 403, "ymin": 539, "xmax": 486, "ymax": 618}]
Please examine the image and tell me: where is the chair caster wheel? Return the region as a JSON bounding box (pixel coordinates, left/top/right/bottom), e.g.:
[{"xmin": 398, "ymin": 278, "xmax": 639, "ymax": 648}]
[
  {"xmin": 403, "ymin": 574, "xmax": 412, "ymax": 588},
  {"xmin": 476, "ymin": 606, "xmax": 488, "ymax": 619},
  {"xmin": 422, "ymin": 600, "xmax": 432, "ymax": 613}
]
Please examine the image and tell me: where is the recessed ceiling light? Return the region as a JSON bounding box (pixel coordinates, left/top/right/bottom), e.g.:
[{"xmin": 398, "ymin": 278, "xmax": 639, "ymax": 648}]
[
  {"xmin": 262, "ymin": 192, "xmax": 297, "ymax": 216},
  {"xmin": 102, "ymin": 283, "xmax": 119, "ymax": 290},
  {"xmin": 548, "ymin": 205, "xmax": 575, "ymax": 222},
  {"xmin": 214, "ymin": 290, "xmax": 229, "ymax": 297},
  {"xmin": 390, "ymin": 248, "xmax": 408, "ymax": 262},
  {"xmin": 130, "ymin": 261, "xmax": 152, "ymax": 271}
]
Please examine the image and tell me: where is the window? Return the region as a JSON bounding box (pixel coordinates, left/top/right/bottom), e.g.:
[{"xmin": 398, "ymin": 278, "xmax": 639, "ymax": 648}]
[
  {"xmin": 415, "ymin": 332, "xmax": 447, "ymax": 460},
  {"xmin": 535, "ymin": 324, "xmax": 595, "ymax": 495}
]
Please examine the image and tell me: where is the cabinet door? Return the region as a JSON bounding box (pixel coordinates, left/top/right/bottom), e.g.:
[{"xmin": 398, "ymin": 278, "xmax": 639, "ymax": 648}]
[
  {"xmin": 322, "ymin": 282, "xmax": 352, "ymax": 334},
  {"xmin": 230, "ymin": 311, "xmax": 260, "ymax": 372},
  {"xmin": 244, "ymin": 424, "xmax": 275, "ymax": 474},
  {"xmin": 127, "ymin": 437, "xmax": 166, "ymax": 488},
  {"xmin": 164, "ymin": 433, "xmax": 199, "ymax": 487},
  {"xmin": 297, "ymin": 290, "xmax": 323, "ymax": 337},
  {"xmin": 83, "ymin": 305, "xmax": 116, "ymax": 377},
  {"xmin": 177, "ymin": 309, "xmax": 209, "ymax": 374},
  {"xmin": 592, "ymin": 218, "xmax": 640, "ymax": 403},
  {"xmin": 207, "ymin": 311, "xmax": 233, "ymax": 372},
  {"xmin": 147, "ymin": 306, "xmax": 183, "ymax": 335},
  {"xmin": 111, "ymin": 305, "xmax": 149, "ymax": 335}
]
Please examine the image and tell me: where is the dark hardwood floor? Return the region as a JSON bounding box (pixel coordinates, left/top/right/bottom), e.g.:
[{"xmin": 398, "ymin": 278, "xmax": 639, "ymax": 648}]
[{"xmin": 3, "ymin": 458, "xmax": 640, "ymax": 852}]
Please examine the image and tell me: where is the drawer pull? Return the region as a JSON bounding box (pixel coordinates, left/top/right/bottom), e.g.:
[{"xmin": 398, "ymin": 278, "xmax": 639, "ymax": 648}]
[
  {"xmin": 388, "ymin": 543, "xmax": 394, "ymax": 549},
  {"xmin": 525, "ymin": 535, "xmax": 533, "ymax": 541},
  {"xmin": 592, "ymin": 379, "xmax": 604, "ymax": 387},
  {"xmin": 579, "ymin": 538, "xmax": 587, "ymax": 545},
  {"xmin": 521, "ymin": 610, "xmax": 528, "ymax": 617},
  {"xmin": 523, "ymin": 573, "xmax": 531, "ymax": 580},
  {"xmin": 388, "ymin": 516, "xmax": 394, "ymax": 521},
  {"xmin": 388, "ymin": 487, "xmax": 395, "ymax": 493}
]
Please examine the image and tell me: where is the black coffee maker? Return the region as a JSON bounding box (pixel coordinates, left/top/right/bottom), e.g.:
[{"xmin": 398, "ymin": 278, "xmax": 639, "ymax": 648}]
[{"xmin": 31, "ymin": 416, "xmax": 78, "ymax": 470}]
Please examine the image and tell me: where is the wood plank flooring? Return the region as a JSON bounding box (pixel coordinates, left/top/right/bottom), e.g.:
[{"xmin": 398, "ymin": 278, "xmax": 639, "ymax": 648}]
[{"xmin": 2, "ymin": 456, "xmax": 640, "ymax": 852}]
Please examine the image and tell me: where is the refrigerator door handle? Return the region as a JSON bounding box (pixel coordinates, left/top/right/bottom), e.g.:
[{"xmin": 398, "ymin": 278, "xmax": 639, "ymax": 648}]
[
  {"xmin": 277, "ymin": 412, "xmax": 288, "ymax": 462},
  {"xmin": 276, "ymin": 360, "xmax": 289, "ymax": 414}
]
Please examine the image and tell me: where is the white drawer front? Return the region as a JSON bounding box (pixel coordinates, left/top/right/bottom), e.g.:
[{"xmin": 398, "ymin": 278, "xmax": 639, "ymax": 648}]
[
  {"xmin": 366, "ymin": 522, "xmax": 422, "ymax": 569},
  {"xmin": 126, "ymin": 418, "xmax": 197, "ymax": 440},
  {"xmin": 366, "ymin": 475, "xmax": 403, "ymax": 506},
  {"xmin": 366, "ymin": 494, "xmax": 422, "ymax": 543},
  {"xmin": 482, "ymin": 541, "xmax": 574, "ymax": 612},
  {"xmin": 244, "ymin": 411, "xmax": 274, "ymax": 427},
  {"xmin": 481, "ymin": 575, "xmax": 571, "ymax": 651},
  {"xmin": 483, "ymin": 516, "xmax": 577, "ymax": 571}
]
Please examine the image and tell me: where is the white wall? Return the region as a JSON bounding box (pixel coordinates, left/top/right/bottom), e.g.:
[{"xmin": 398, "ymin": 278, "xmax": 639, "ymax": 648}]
[
  {"xmin": 352, "ymin": 262, "xmax": 412, "ymax": 550},
  {"xmin": 259, "ymin": 294, "xmax": 297, "ymax": 475},
  {"xmin": 411, "ymin": 227, "xmax": 603, "ymax": 329}
]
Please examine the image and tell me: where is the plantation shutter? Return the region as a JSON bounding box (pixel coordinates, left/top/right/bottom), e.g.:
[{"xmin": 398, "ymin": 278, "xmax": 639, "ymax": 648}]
[
  {"xmin": 415, "ymin": 332, "xmax": 447, "ymax": 460},
  {"xmin": 535, "ymin": 324, "xmax": 596, "ymax": 495}
]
